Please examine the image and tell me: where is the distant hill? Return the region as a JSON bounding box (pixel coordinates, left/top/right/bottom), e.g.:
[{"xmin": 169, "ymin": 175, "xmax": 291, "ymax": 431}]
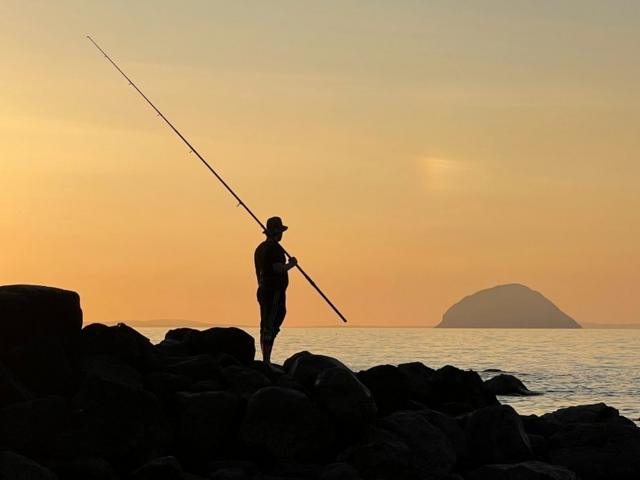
[
  {"xmin": 93, "ymin": 319, "xmax": 215, "ymax": 328},
  {"xmin": 437, "ymin": 283, "xmax": 581, "ymax": 328}
]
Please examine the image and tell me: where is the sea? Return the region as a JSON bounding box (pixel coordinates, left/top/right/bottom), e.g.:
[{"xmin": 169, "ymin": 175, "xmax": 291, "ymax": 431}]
[{"xmin": 138, "ymin": 327, "xmax": 640, "ymax": 423}]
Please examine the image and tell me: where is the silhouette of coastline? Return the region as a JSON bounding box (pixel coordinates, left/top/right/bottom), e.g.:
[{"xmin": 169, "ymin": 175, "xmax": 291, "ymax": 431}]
[
  {"xmin": 1, "ymin": 284, "xmax": 638, "ymax": 480},
  {"xmin": 437, "ymin": 284, "xmax": 581, "ymax": 328}
]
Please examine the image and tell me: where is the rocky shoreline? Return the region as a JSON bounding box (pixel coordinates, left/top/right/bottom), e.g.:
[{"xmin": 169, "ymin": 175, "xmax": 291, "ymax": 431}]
[{"xmin": 1, "ymin": 285, "xmax": 639, "ymax": 480}]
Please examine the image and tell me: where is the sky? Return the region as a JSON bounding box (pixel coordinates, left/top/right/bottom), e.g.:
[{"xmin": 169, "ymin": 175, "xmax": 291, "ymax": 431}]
[{"xmin": 1, "ymin": 1, "xmax": 639, "ymax": 326}]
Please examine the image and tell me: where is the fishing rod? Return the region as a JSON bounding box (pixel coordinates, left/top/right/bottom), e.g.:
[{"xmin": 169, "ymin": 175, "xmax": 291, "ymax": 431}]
[{"xmin": 86, "ymin": 35, "xmax": 348, "ymax": 323}]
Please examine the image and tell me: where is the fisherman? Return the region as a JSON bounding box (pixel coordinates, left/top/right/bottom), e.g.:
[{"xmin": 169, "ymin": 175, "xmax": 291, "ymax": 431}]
[{"xmin": 254, "ymin": 216, "xmax": 297, "ymax": 367}]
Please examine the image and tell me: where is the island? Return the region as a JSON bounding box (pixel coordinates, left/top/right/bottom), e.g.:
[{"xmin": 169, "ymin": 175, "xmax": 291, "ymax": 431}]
[{"xmin": 437, "ymin": 283, "xmax": 581, "ymax": 328}]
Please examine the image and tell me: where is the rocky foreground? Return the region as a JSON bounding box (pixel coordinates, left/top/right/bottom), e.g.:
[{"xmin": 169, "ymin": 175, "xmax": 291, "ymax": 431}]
[{"xmin": 1, "ymin": 285, "xmax": 639, "ymax": 480}]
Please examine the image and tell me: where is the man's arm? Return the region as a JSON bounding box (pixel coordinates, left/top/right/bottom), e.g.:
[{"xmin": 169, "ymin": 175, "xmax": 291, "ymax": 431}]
[{"xmin": 273, "ymin": 257, "xmax": 297, "ymax": 273}]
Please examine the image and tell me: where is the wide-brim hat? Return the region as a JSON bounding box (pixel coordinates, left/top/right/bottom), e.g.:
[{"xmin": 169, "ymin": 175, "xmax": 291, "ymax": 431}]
[{"xmin": 263, "ymin": 216, "xmax": 288, "ymax": 234}]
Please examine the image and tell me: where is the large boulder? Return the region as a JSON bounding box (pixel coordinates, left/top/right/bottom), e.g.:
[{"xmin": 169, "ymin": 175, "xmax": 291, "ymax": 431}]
[
  {"xmin": 542, "ymin": 403, "xmax": 635, "ymax": 427},
  {"xmin": 241, "ymin": 386, "xmax": 336, "ymax": 463},
  {"xmin": 0, "ymin": 396, "xmax": 70, "ymax": 459},
  {"xmin": 356, "ymin": 365, "xmax": 411, "ymax": 415},
  {"xmin": 176, "ymin": 391, "xmax": 244, "ymax": 465},
  {"xmin": 0, "ymin": 450, "xmax": 58, "ymax": 480},
  {"xmin": 484, "ymin": 374, "xmax": 541, "ymax": 396},
  {"xmin": 221, "ymin": 365, "xmax": 272, "ymax": 399},
  {"xmin": 314, "ymin": 367, "xmax": 377, "ymax": 432},
  {"xmin": 162, "ymin": 354, "xmax": 222, "ymax": 382},
  {"xmin": 396, "ymin": 362, "xmax": 435, "ymax": 404},
  {"xmin": 80, "ymin": 354, "xmax": 144, "ymax": 389},
  {"xmin": 80, "ymin": 323, "xmax": 159, "ymax": 372},
  {"xmin": 547, "ymin": 422, "xmax": 640, "ymax": 480},
  {"xmin": 130, "ymin": 456, "xmax": 183, "ymax": 480},
  {"xmin": 461, "ymin": 405, "xmax": 533, "ymax": 465},
  {"xmin": 0, "ymin": 284, "xmax": 83, "ymax": 356},
  {"xmin": 168, "ymin": 327, "xmax": 255, "ymax": 364},
  {"xmin": 378, "ymin": 410, "xmax": 456, "ymax": 478},
  {"xmin": 3, "ymin": 337, "xmax": 77, "ymax": 396},
  {"xmin": 0, "ymin": 360, "xmax": 32, "ymax": 406},
  {"xmin": 52, "ymin": 456, "xmax": 119, "ymax": 480},
  {"xmin": 54, "ymin": 376, "xmax": 169, "ymax": 470},
  {"xmin": 423, "ymin": 365, "xmax": 499, "ymax": 414},
  {"xmin": 287, "ymin": 352, "xmax": 351, "ymax": 389},
  {"xmin": 464, "ymin": 461, "xmax": 577, "ymax": 480}
]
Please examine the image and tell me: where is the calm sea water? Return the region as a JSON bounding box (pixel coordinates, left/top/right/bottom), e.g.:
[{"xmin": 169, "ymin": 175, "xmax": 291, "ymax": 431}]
[{"xmin": 139, "ymin": 327, "xmax": 640, "ymax": 423}]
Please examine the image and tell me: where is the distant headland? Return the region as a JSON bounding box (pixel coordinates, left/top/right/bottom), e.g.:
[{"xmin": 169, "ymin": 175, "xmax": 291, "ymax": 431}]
[{"xmin": 437, "ymin": 283, "xmax": 581, "ymax": 328}]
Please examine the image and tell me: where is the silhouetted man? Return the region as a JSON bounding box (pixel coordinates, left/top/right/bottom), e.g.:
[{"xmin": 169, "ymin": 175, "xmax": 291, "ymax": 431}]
[{"xmin": 254, "ymin": 216, "xmax": 297, "ymax": 367}]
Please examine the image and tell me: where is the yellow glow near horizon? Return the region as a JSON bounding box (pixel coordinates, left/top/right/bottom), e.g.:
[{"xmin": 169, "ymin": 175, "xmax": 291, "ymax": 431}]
[{"xmin": 1, "ymin": 1, "xmax": 639, "ymax": 327}]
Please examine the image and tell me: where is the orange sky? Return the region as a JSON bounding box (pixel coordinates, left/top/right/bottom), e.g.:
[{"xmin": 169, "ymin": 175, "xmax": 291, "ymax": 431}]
[{"xmin": 1, "ymin": 1, "xmax": 639, "ymax": 326}]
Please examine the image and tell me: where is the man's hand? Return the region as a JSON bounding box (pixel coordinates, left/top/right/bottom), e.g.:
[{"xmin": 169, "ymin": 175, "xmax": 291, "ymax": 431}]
[{"xmin": 287, "ymin": 257, "xmax": 298, "ymax": 269}]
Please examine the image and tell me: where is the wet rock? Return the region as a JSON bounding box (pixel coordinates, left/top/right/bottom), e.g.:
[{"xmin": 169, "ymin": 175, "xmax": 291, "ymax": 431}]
[
  {"xmin": 145, "ymin": 372, "xmax": 192, "ymax": 400},
  {"xmin": 484, "ymin": 374, "xmax": 541, "ymax": 396},
  {"xmin": 419, "ymin": 409, "xmax": 469, "ymax": 464},
  {"xmin": 288, "ymin": 352, "xmax": 350, "ymax": 389},
  {"xmin": 130, "ymin": 456, "xmax": 183, "ymax": 480},
  {"xmin": 464, "ymin": 461, "xmax": 578, "ymax": 480},
  {"xmin": 520, "ymin": 414, "xmax": 562, "ymax": 438},
  {"xmin": 378, "ymin": 410, "xmax": 456, "ymax": 478},
  {"xmin": 176, "ymin": 391, "xmax": 244, "ymax": 465},
  {"xmin": 80, "ymin": 323, "xmax": 159, "ymax": 372},
  {"xmin": 356, "ymin": 365, "xmax": 411, "ymax": 415},
  {"xmin": 4, "ymin": 337, "xmax": 77, "ymax": 396},
  {"xmin": 461, "ymin": 405, "xmax": 533, "ymax": 465},
  {"xmin": 423, "ymin": 365, "xmax": 498, "ymax": 414},
  {"xmin": 547, "ymin": 422, "xmax": 640, "ymax": 480},
  {"xmin": 0, "ymin": 284, "xmax": 82, "ymax": 357},
  {"xmin": 542, "ymin": 402, "xmax": 635, "ymax": 427},
  {"xmin": 0, "ymin": 395, "xmax": 70, "ymax": 458},
  {"xmin": 314, "ymin": 367, "xmax": 377, "ymax": 431},
  {"xmin": 241, "ymin": 386, "xmax": 336, "ymax": 463},
  {"xmin": 0, "ymin": 450, "xmax": 58, "ymax": 480},
  {"xmin": 0, "ymin": 359, "xmax": 32, "ymax": 406}
]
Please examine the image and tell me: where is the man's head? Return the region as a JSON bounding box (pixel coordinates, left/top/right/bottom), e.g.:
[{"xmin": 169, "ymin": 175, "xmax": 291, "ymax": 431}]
[{"xmin": 263, "ymin": 216, "xmax": 288, "ymax": 241}]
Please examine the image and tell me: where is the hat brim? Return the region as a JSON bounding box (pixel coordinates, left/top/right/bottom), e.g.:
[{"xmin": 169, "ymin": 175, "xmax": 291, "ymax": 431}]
[{"xmin": 263, "ymin": 225, "xmax": 288, "ymax": 234}]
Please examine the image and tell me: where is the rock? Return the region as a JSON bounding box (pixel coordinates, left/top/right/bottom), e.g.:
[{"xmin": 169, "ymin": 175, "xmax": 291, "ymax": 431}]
[
  {"xmin": 314, "ymin": 367, "xmax": 377, "ymax": 432},
  {"xmin": 340, "ymin": 428, "xmax": 413, "ymax": 480},
  {"xmin": 80, "ymin": 323, "xmax": 159, "ymax": 371},
  {"xmin": 241, "ymin": 386, "xmax": 336, "ymax": 463},
  {"xmin": 484, "ymin": 374, "xmax": 541, "ymax": 396},
  {"xmin": 419, "ymin": 409, "xmax": 469, "ymax": 464},
  {"xmin": 176, "ymin": 391, "xmax": 244, "ymax": 465},
  {"xmin": 378, "ymin": 410, "xmax": 456, "ymax": 477},
  {"xmin": 288, "ymin": 352, "xmax": 351, "ymax": 389},
  {"xmin": 0, "ymin": 396, "xmax": 70, "ymax": 458},
  {"xmin": 145, "ymin": 372, "xmax": 192, "ymax": 400},
  {"xmin": 0, "ymin": 359, "xmax": 32, "ymax": 406},
  {"xmin": 542, "ymin": 402, "xmax": 635, "ymax": 427},
  {"xmin": 52, "ymin": 456, "xmax": 119, "ymax": 480},
  {"xmin": 464, "ymin": 461, "xmax": 578, "ymax": 480},
  {"xmin": 520, "ymin": 414, "xmax": 562, "ymax": 437},
  {"xmin": 423, "ymin": 365, "xmax": 498, "ymax": 414},
  {"xmin": 221, "ymin": 365, "xmax": 271, "ymax": 399},
  {"xmin": 396, "ymin": 362, "xmax": 434, "ymax": 404},
  {"xmin": 356, "ymin": 365, "xmax": 411, "ymax": 415},
  {"xmin": 165, "ymin": 327, "xmax": 200, "ymax": 342},
  {"xmin": 461, "ymin": 404, "xmax": 533, "ymax": 465},
  {"xmin": 130, "ymin": 456, "xmax": 183, "ymax": 480},
  {"xmin": 0, "ymin": 284, "xmax": 83, "ymax": 356},
  {"xmin": 182, "ymin": 327, "xmax": 255, "ymax": 364},
  {"xmin": 81, "ymin": 354, "xmax": 144, "ymax": 389},
  {"xmin": 437, "ymin": 284, "xmax": 580, "ymax": 328},
  {"xmin": 0, "ymin": 450, "xmax": 58, "ymax": 480},
  {"xmin": 163, "ymin": 354, "xmax": 221, "ymax": 381},
  {"xmin": 55, "ymin": 376, "xmax": 169, "ymax": 470},
  {"xmin": 547, "ymin": 422, "xmax": 640, "ymax": 480},
  {"xmin": 318, "ymin": 462, "xmax": 362, "ymax": 480},
  {"xmin": 3, "ymin": 337, "xmax": 77, "ymax": 396}
]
